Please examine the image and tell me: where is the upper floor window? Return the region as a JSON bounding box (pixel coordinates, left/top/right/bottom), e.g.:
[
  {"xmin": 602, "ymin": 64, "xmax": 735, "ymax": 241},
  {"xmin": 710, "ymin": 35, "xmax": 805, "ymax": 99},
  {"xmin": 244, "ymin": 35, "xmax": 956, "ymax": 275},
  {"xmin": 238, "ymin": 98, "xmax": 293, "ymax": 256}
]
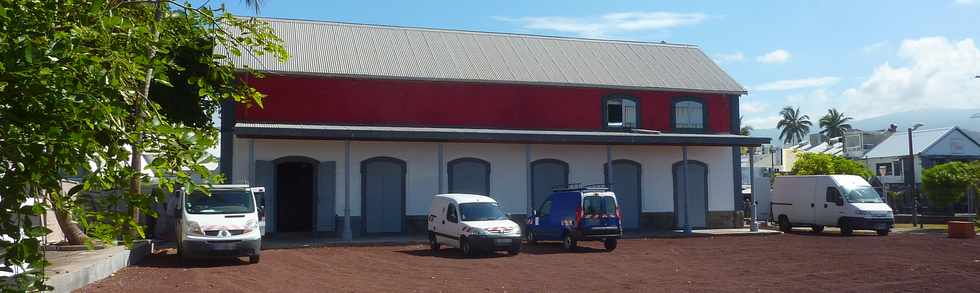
[
  {"xmin": 673, "ymin": 99, "xmax": 706, "ymax": 131},
  {"xmin": 604, "ymin": 96, "xmax": 637, "ymax": 129}
]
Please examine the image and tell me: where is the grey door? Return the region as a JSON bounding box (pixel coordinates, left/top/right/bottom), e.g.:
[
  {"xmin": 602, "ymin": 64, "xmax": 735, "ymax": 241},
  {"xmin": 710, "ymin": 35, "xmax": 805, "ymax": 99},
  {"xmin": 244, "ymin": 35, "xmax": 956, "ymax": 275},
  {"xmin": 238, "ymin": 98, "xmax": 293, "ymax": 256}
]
[
  {"xmin": 531, "ymin": 159, "xmax": 568, "ymax": 211},
  {"xmin": 316, "ymin": 161, "xmax": 336, "ymax": 232},
  {"xmin": 673, "ymin": 161, "xmax": 708, "ymax": 228},
  {"xmin": 607, "ymin": 160, "xmax": 641, "ymax": 230},
  {"xmin": 362, "ymin": 157, "xmax": 406, "ymax": 234},
  {"xmin": 448, "ymin": 158, "xmax": 491, "ymax": 196}
]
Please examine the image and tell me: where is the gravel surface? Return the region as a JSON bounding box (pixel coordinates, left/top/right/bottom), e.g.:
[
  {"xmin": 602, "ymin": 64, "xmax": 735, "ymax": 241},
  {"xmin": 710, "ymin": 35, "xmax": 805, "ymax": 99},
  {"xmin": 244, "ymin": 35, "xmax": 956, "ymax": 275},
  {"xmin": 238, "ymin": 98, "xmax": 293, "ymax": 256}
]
[{"xmin": 78, "ymin": 233, "xmax": 980, "ymax": 292}]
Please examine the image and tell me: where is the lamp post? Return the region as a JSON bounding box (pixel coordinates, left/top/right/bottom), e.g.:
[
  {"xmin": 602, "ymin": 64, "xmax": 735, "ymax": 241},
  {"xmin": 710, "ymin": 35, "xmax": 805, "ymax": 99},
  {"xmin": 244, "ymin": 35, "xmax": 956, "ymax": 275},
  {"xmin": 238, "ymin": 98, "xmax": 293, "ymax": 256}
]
[{"xmin": 907, "ymin": 123, "xmax": 924, "ymax": 229}]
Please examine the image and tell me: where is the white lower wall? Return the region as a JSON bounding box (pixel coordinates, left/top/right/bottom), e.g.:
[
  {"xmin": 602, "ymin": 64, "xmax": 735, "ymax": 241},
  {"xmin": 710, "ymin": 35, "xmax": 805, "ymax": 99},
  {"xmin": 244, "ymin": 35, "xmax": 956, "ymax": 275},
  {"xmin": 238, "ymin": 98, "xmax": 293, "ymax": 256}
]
[{"xmin": 231, "ymin": 138, "xmax": 736, "ymax": 217}]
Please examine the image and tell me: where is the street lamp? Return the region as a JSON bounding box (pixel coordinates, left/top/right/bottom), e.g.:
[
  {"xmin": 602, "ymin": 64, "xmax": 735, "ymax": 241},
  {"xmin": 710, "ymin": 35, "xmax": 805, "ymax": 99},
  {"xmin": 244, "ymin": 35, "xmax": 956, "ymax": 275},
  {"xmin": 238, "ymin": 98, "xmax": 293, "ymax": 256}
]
[{"xmin": 907, "ymin": 123, "xmax": 924, "ymax": 228}]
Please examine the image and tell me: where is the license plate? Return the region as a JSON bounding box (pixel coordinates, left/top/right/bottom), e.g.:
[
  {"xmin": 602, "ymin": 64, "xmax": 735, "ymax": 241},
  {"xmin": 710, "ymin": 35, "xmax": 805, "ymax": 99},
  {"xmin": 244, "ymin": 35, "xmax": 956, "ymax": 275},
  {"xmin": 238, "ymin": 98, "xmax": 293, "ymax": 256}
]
[
  {"xmin": 210, "ymin": 243, "xmax": 236, "ymax": 250},
  {"xmin": 494, "ymin": 238, "xmax": 512, "ymax": 245}
]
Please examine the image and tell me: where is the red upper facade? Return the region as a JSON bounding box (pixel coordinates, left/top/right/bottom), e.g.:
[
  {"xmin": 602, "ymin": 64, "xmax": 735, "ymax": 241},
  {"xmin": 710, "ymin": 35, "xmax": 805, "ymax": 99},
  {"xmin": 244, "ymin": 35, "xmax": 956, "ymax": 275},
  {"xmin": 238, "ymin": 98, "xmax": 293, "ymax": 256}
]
[{"xmin": 237, "ymin": 74, "xmax": 734, "ymax": 134}]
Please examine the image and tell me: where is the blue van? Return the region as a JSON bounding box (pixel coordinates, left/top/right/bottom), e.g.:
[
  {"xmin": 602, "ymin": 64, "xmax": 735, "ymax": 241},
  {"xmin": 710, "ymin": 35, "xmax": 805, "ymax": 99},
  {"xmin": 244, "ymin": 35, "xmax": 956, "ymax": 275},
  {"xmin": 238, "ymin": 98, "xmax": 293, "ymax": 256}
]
[{"xmin": 525, "ymin": 185, "xmax": 623, "ymax": 251}]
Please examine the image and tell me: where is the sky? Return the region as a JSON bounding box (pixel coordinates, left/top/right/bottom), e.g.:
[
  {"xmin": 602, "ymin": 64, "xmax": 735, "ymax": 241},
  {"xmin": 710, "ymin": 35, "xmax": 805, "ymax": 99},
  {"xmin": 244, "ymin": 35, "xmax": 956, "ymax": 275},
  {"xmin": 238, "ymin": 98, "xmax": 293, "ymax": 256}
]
[{"xmin": 208, "ymin": 0, "xmax": 980, "ymax": 130}]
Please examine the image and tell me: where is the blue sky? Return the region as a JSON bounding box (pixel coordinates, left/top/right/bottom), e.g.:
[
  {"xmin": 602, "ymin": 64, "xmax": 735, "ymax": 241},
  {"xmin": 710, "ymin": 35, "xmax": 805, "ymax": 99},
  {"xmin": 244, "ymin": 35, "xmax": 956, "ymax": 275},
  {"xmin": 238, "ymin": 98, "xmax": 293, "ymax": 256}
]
[{"xmin": 212, "ymin": 0, "xmax": 980, "ymax": 129}]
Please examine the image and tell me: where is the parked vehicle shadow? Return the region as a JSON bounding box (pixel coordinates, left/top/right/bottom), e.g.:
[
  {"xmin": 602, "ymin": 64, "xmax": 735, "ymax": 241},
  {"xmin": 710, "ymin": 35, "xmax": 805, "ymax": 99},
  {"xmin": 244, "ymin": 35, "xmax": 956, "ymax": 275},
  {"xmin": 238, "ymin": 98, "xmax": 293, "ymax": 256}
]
[
  {"xmin": 786, "ymin": 228, "xmax": 882, "ymax": 237},
  {"xmin": 135, "ymin": 249, "xmax": 252, "ymax": 268},
  {"xmin": 520, "ymin": 242, "xmax": 608, "ymax": 255},
  {"xmin": 397, "ymin": 248, "xmax": 515, "ymax": 259}
]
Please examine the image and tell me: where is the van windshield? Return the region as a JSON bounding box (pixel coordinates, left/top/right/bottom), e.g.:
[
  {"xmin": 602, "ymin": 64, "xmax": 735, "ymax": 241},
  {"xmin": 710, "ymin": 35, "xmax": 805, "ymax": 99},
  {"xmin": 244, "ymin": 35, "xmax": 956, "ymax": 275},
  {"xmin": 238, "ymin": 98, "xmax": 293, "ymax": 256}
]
[
  {"xmin": 459, "ymin": 202, "xmax": 508, "ymax": 221},
  {"xmin": 583, "ymin": 196, "xmax": 617, "ymax": 215},
  {"xmin": 844, "ymin": 186, "xmax": 884, "ymax": 204},
  {"xmin": 185, "ymin": 190, "xmax": 255, "ymax": 214}
]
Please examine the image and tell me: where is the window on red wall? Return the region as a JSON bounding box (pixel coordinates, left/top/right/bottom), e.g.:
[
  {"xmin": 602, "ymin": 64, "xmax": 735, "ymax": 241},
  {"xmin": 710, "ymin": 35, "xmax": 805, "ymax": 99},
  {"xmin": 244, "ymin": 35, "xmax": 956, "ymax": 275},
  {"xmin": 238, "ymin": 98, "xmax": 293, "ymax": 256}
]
[
  {"xmin": 672, "ymin": 99, "xmax": 706, "ymax": 131},
  {"xmin": 605, "ymin": 96, "xmax": 638, "ymax": 129}
]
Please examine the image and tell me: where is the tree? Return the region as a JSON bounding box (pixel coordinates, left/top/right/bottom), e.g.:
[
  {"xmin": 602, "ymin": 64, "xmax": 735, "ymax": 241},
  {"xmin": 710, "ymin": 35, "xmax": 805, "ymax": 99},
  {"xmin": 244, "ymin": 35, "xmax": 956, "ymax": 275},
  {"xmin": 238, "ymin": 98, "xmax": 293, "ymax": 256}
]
[
  {"xmin": 738, "ymin": 116, "xmax": 753, "ymax": 136},
  {"xmin": 0, "ymin": 1, "xmax": 286, "ymax": 290},
  {"xmin": 777, "ymin": 106, "xmax": 812, "ymax": 145},
  {"xmin": 818, "ymin": 108, "xmax": 853, "ymax": 138},
  {"xmin": 922, "ymin": 162, "xmax": 980, "ymax": 206},
  {"xmin": 790, "ymin": 153, "xmax": 873, "ymax": 179}
]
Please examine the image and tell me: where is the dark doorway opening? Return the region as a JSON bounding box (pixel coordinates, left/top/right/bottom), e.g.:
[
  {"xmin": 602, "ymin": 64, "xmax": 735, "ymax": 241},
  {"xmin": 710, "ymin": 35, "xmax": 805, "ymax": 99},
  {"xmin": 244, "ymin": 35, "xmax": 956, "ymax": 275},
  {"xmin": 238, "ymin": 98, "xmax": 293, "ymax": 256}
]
[{"xmin": 276, "ymin": 161, "xmax": 315, "ymax": 232}]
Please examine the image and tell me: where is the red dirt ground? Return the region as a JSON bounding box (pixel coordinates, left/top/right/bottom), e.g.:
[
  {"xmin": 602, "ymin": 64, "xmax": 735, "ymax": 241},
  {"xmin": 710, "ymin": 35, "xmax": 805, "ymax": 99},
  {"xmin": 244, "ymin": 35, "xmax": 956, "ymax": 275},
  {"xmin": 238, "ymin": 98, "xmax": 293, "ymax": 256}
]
[{"xmin": 78, "ymin": 232, "xmax": 980, "ymax": 292}]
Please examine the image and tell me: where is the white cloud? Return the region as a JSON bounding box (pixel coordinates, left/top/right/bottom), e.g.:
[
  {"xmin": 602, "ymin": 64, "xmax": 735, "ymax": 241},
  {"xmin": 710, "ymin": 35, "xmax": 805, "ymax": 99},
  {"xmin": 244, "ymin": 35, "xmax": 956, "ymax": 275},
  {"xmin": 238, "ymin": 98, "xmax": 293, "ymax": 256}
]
[
  {"xmin": 714, "ymin": 52, "xmax": 745, "ymax": 63},
  {"xmin": 756, "ymin": 49, "xmax": 791, "ymax": 64},
  {"xmin": 743, "ymin": 115, "xmax": 782, "ymax": 129},
  {"xmin": 752, "ymin": 77, "xmax": 840, "ymax": 91},
  {"xmin": 954, "ymin": 0, "xmax": 976, "ymax": 5},
  {"xmin": 496, "ymin": 11, "xmax": 706, "ymax": 38},
  {"xmin": 862, "ymin": 41, "xmax": 889, "ymax": 54},
  {"xmin": 740, "ymin": 100, "xmax": 768, "ymax": 114},
  {"xmin": 842, "ymin": 37, "xmax": 980, "ymax": 118}
]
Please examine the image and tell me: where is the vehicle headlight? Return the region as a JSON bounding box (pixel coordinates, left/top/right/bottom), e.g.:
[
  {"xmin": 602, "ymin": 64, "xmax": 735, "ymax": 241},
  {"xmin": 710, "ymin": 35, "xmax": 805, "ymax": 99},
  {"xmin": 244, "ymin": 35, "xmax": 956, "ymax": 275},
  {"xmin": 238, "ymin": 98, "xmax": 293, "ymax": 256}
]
[
  {"xmin": 470, "ymin": 227, "xmax": 489, "ymax": 236},
  {"xmin": 185, "ymin": 220, "xmax": 204, "ymax": 236},
  {"xmin": 855, "ymin": 210, "xmax": 869, "ymax": 216},
  {"xmin": 244, "ymin": 220, "xmax": 258, "ymax": 233}
]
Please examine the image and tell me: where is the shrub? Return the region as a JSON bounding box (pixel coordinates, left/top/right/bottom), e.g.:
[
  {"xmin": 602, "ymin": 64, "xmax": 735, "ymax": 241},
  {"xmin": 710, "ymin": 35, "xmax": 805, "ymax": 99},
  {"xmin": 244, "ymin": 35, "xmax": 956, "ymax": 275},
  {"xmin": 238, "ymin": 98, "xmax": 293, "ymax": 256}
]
[{"xmin": 790, "ymin": 153, "xmax": 873, "ymax": 179}]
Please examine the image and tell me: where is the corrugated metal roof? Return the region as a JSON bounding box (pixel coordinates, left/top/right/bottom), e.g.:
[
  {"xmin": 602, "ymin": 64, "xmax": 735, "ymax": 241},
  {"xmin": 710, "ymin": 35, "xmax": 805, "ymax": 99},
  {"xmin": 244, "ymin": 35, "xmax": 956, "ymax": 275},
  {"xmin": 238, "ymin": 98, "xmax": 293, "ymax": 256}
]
[
  {"xmin": 223, "ymin": 17, "xmax": 747, "ymax": 95},
  {"xmin": 863, "ymin": 127, "xmax": 954, "ymax": 158}
]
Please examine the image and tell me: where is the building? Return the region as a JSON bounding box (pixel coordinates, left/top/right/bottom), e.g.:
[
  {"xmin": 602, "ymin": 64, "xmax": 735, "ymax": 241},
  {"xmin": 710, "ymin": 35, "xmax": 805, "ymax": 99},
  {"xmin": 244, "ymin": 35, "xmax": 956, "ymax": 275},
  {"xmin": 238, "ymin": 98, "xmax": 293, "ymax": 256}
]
[
  {"xmin": 861, "ymin": 127, "xmax": 980, "ymax": 212},
  {"xmin": 219, "ymin": 18, "xmax": 768, "ymax": 237}
]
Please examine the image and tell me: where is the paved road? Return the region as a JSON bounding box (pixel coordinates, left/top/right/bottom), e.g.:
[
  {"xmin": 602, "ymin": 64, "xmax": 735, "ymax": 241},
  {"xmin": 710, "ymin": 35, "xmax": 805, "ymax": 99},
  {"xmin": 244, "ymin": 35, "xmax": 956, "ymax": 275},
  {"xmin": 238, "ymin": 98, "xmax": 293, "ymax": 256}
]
[{"xmin": 79, "ymin": 232, "xmax": 980, "ymax": 292}]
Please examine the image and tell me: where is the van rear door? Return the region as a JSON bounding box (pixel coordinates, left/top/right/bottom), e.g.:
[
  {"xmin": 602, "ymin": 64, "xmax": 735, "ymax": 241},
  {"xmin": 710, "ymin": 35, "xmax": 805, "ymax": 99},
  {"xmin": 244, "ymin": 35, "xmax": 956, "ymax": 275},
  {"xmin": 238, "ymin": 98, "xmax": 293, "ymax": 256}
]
[{"xmin": 581, "ymin": 194, "xmax": 619, "ymax": 232}]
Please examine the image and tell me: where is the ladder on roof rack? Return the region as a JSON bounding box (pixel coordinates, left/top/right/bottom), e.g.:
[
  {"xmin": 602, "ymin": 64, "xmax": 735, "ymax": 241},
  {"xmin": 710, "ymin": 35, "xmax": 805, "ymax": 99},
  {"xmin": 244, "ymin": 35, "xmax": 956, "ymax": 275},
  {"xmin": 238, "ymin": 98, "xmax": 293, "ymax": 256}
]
[{"xmin": 551, "ymin": 183, "xmax": 612, "ymax": 192}]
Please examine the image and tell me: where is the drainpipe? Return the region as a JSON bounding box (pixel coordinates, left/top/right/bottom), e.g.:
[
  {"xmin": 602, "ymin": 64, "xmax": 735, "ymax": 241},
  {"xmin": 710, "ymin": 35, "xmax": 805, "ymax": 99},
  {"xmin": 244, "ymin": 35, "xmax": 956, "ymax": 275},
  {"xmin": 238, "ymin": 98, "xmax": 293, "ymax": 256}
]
[
  {"xmin": 342, "ymin": 140, "xmax": 352, "ymax": 241},
  {"xmin": 682, "ymin": 146, "xmax": 691, "ymax": 234}
]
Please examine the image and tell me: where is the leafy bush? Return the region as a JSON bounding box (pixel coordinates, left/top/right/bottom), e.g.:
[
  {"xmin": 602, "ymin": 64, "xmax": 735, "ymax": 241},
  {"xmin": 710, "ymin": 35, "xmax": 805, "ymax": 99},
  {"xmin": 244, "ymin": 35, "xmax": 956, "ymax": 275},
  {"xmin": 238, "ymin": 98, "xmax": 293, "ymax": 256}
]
[
  {"xmin": 790, "ymin": 153, "xmax": 873, "ymax": 179},
  {"xmin": 921, "ymin": 162, "xmax": 980, "ymax": 206}
]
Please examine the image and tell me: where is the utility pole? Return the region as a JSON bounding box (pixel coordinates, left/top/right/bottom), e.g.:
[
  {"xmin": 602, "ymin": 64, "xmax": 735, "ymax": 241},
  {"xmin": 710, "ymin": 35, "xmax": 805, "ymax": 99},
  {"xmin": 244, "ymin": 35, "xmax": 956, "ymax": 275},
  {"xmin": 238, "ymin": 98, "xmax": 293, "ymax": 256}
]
[{"xmin": 907, "ymin": 127, "xmax": 921, "ymax": 228}]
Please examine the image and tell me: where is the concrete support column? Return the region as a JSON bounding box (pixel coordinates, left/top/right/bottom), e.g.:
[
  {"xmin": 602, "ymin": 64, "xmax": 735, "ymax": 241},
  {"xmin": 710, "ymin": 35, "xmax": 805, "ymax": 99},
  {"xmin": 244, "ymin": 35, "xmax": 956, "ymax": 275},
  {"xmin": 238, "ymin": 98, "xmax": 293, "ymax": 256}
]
[
  {"xmin": 342, "ymin": 140, "xmax": 352, "ymax": 241},
  {"xmin": 437, "ymin": 143, "xmax": 445, "ymax": 194},
  {"xmin": 606, "ymin": 145, "xmax": 613, "ymax": 186},
  {"xmin": 682, "ymin": 145, "xmax": 691, "ymax": 233},
  {"xmin": 525, "ymin": 144, "xmax": 532, "ymax": 214}
]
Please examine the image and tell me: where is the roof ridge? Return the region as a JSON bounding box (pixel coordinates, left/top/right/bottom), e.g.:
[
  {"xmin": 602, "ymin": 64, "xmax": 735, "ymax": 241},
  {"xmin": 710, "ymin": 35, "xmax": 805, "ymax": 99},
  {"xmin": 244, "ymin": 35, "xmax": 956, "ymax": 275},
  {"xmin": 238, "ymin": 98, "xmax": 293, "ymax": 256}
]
[{"xmin": 245, "ymin": 16, "xmax": 700, "ymax": 48}]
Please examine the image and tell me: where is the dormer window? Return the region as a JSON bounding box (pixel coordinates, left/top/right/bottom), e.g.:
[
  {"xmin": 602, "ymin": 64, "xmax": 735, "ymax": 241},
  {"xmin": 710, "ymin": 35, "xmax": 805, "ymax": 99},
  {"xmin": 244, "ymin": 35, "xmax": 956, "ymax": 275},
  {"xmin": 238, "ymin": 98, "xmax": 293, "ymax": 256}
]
[
  {"xmin": 672, "ymin": 98, "xmax": 707, "ymax": 132},
  {"xmin": 604, "ymin": 96, "xmax": 638, "ymax": 129}
]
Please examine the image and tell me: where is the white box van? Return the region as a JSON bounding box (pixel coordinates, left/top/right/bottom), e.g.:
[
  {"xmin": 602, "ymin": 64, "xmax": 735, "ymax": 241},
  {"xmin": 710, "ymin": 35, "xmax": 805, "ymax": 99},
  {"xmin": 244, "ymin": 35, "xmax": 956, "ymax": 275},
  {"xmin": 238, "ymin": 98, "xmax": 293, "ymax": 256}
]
[
  {"xmin": 772, "ymin": 175, "xmax": 894, "ymax": 236},
  {"xmin": 427, "ymin": 194, "xmax": 522, "ymax": 257},
  {"xmin": 176, "ymin": 185, "xmax": 264, "ymax": 263}
]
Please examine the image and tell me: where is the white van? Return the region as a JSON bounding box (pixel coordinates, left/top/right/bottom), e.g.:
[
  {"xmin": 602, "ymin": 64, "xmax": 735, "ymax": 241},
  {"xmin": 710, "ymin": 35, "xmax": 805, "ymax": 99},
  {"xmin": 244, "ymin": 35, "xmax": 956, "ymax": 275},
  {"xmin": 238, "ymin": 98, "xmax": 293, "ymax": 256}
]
[
  {"xmin": 772, "ymin": 175, "xmax": 894, "ymax": 236},
  {"xmin": 427, "ymin": 194, "xmax": 522, "ymax": 256},
  {"xmin": 176, "ymin": 185, "xmax": 264, "ymax": 263}
]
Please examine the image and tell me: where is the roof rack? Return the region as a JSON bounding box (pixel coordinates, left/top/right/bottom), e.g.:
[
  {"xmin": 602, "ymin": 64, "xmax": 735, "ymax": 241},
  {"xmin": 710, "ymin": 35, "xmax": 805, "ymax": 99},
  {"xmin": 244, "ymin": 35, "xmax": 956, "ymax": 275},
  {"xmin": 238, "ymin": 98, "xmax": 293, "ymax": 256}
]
[{"xmin": 551, "ymin": 183, "xmax": 612, "ymax": 192}]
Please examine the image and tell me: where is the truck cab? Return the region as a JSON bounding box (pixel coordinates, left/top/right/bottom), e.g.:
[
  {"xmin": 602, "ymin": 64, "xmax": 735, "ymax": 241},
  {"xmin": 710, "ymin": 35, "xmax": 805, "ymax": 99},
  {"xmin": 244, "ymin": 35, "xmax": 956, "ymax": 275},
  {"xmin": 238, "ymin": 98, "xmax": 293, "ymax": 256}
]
[
  {"xmin": 772, "ymin": 175, "xmax": 894, "ymax": 236},
  {"xmin": 526, "ymin": 185, "xmax": 622, "ymax": 251},
  {"xmin": 175, "ymin": 185, "xmax": 265, "ymax": 263}
]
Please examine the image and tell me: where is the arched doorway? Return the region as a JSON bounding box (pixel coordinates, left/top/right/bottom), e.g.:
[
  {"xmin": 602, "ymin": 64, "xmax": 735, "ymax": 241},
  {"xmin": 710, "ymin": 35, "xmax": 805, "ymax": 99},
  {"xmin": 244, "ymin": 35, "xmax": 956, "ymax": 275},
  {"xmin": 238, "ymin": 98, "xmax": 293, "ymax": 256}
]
[
  {"xmin": 276, "ymin": 160, "xmax": 316, "ymax": 232},
  {"xmin": 448, "ymin": 158, "xmax": 491, "ymax": 196},
  {"xmin": 673, "ymin": 160, "xmax": 708, "ymax": 229},
  {"xmin": 605, "ymin": 160, "xmax": 642, "ymax": 230},
  {"xmin": 530, "ymin": 159, "xmax": 569, "ymax": 211},
  {"xmin": 361, "ymin": 157, "xmax": 406, "ymax": 234}
]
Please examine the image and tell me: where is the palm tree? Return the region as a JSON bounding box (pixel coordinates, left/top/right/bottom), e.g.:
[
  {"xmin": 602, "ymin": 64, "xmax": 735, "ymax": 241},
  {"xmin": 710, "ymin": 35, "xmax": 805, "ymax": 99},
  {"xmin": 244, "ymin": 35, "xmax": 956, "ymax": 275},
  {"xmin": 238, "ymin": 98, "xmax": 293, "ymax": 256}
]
[
  {"xmin": 777, "ymin": 106, "xmax": 812, "ymax": 145},
  {"xmin": 819, "ymin": 108, "xmax": 853, "ymax": 138}
]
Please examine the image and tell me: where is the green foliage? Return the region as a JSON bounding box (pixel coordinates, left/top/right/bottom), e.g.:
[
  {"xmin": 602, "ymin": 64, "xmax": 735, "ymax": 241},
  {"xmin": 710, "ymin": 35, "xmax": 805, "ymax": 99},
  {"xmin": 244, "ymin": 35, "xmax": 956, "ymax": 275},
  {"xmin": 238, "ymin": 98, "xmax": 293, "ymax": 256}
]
[
  {"xmin": 818, "ymin": 108, "xmax": 853, "ymax": 138},
  {"xmin": 921, "ymin": 161, "xmax": 980, "ymax": 206},
  {"xmin": 790, "ymin": 153, "xmax": 873, "ymax": 179},
  {"xmin": 0, "ymin": 0, "xmax": 286, "ymax": 290}
]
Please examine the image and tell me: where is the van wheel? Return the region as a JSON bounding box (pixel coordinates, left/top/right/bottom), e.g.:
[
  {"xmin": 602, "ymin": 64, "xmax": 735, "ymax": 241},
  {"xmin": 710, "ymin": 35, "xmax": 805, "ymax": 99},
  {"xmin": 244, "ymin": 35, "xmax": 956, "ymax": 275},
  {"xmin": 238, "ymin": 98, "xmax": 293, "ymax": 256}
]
[
  {"xmin": 840, "ymin": 219, "xmax": 854, "ymax": 236},
  {"xmin": 876, "ymin": 229, "xmax": 890, "ymax": 236},
  {"xmin": 461, "ymin": 238, "xmax": 473, "ymax": 257},
  {"xmin": 248, "ymin": 255, "xmax": 260, "ymax": 264},
  {"xmin": 562, "ymin": 233, "xmax": 577, "ymax": 251},
  {"xmin": 526, "ymin": 229, "xmax": 537, "ymax": 245},
  {"xmin": 603, "ymin": 238, "xmax": 618, "ymax": 251},
  {"xmin": 778, "ymin": 215, "xmax": 792, "ymax": 233},
  {"xmin": 428, "ymin": 232, "xmax": 441, "ymax": 252},
  {"xmin": 812, "ymin": 225, "xmax": 824, "ymax": 233}
]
